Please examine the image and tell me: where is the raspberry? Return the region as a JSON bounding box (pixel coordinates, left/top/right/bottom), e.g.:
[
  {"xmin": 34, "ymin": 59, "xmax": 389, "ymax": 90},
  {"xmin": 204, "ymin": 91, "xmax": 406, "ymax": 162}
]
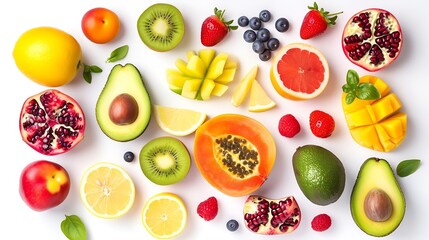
[
  {"xmin": 278, "ymin": 114, "xmax": 301, "ymax": 138},
  {"xmin": 197, "ymin": 196, "xmax": 218, "ymax": 221},
  {"xmin": 311, "ymin": 213, "xmax": 332, "ymax": 232},
  {"xmin": 309, "ymin": 110, "xmax": 335, "ymax": 138}
]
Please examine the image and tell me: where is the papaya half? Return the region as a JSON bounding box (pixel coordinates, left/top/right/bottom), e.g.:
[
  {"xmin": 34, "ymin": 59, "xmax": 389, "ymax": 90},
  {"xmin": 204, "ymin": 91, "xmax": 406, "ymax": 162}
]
[
  {"xmin": 342, "ymin": 75, "xmax": 407, "ymax": 152},
  {"xmin": 194, "ymin": 114, "xmax": 276, "ymax": 197}
]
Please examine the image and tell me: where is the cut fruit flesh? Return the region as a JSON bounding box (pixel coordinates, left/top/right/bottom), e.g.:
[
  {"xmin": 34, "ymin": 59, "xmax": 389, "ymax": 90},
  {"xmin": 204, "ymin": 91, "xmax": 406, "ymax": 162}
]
[
  {"xmin": 270, "ymin": 43, "xmax": 329, "ymax": 100},
  {"xmin": 166, "ymin": 49, "xmax": 238, "ymax": 100},
  {"xmin": 232, "ymin": 65, "xmax": 258, "ymax": 107},
  {"xmin": 154, "ymin": 105, "xmax": 207, "ymax": 136},
  {"xmin": 248, "ymin": 80, "xmax": 276, "ymax": 112},
  {"xmin": 80, "ymin": 162, "xmax": 135, "ymax": 219},
  {"xmin": 142, "ymin": 192, "xmax": 187, "ymax": 239}
]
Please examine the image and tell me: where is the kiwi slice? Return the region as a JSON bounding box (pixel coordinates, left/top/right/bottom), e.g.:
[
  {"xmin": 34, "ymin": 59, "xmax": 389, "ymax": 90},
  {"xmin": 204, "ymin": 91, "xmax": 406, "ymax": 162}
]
[
  {"xmin": 139, "ymin": 136, "xmax": 190, "ymax": 185},
  {"xmin": 137, "ymin": 3, "xmax": 185, "ymax": 52}
]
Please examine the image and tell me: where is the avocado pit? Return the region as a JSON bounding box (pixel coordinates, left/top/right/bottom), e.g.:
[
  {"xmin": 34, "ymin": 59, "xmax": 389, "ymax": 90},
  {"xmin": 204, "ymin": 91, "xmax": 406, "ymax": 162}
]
[
  {"xmin": 364, "ymin": 188, "xmax": 393, "ymax": 222},
  {"xmin": 109, "ymin": 93, "xmax": 139, "ymax": 125}
]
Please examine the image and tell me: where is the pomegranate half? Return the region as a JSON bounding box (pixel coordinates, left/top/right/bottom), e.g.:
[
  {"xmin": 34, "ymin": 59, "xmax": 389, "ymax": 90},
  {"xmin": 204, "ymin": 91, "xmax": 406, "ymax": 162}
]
[
  {"xmin": 19, "ymin": 89, "xmax": 85, "ymax": 155},
  {"xmin": 342, "ymin": 8, "xmax": 402, "ymax": 72},
  {"xmin": 243, "ymin": 195, "xmax": 301, "ymax": 235}
]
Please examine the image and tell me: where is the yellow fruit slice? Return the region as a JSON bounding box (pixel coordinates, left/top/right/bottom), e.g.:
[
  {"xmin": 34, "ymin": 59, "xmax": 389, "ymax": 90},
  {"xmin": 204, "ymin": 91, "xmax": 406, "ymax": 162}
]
[
  {"xmin": 142, "ymin": 192, "xmax": 187, "ymax": 239},
  {"xmin": 342, "ymin": 75, "xmax": 407, "ymax": 152},
  {"xmin": 231, "ymin": 65, "xmax": 258, "ymax": 107},
  {"xmin": 199, "ymin": 79, "xmax": 216, "ymax": 100},
  {"xmin": 80, "ymin": 162, "xmax": 135, "ymax": 219},
  {"xmin": 248, "ymin": 80, "xmax": 276, "ymax": 112},
  {"xmin": 154, "ymin": 105, "xmax": 207, "ymax": 136}
]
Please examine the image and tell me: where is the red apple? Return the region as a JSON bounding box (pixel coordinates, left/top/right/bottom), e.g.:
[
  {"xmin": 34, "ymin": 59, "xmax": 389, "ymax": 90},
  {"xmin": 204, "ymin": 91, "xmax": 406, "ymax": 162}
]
[
  {"xmin": 19, "ymin": 160, "xmax": 70, "ymax": 211},
  {"xmin": 81, "ymin": 7, "xmax": 120, "ymax": 44}
]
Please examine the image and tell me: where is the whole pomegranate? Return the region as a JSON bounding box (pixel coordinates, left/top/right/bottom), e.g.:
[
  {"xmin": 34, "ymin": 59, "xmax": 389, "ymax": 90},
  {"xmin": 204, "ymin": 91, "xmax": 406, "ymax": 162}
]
[
  {"xmin": 243, "ymin": 195, "xmax": 301, "ymax": 235},
  {"xmin": 19, "ymin": 89, "xmax": 85, "ymax": 155},
  {"xmin": 342, "ymin": 8, "xmax": 402, "ymax": 72}
]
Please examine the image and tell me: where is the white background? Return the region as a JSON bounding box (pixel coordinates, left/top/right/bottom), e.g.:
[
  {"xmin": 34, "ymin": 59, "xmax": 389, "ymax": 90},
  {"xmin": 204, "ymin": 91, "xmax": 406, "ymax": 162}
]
[{"xmin": 1, "ymin": 0, "xmax": 427, "ymax": 239}]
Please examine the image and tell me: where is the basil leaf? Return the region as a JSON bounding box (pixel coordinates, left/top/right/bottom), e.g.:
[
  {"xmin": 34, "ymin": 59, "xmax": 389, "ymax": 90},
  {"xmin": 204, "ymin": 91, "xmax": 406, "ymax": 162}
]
[
  {"xmin": 90, "ymin": 65, "xmax": 102, "ymax": 73},
  {"xmin": 396, "ymin": 159, "xmax": 421, "ymax": 177},
  {"xmin": 356, "ymin": 83, "xmax": 381, "ymax": 100},
  {"xmin": 83, "ymin": 65, "xmax": 92, "ymax": 84},
  {"xmin": 61, "ymin": 215, "xmax": 86, "ymax": 240},
  {"xmin": 106, "ymin": 45, "xmax": 129, "ymax": 63},
  {"xmin": 345, "ymin": 92, "xmax": 356, "ymax": 104},
  {"xmin": 342, "ymin": 83, "xmax": 354, "ymax": 94},
  {"xmin": 346, "ymin": 69, "xmax": 359, "ymax": 86}
]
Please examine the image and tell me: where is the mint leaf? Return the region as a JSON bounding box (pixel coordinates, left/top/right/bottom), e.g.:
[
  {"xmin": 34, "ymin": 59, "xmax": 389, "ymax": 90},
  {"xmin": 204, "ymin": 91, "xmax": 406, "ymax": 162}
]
[
  {"xmin": 356, "ymin": 83, "xmax": 381, "ymax": 100},
  {"xmin": 61, "ymin": 215, "xmax": 86, "ymax": 240},
  {"xmin": 396, "ymin": 159, "xmax": 421, "ymax": 177},
  {"xmin": 106, "ymin": 45, "xmax": 129, "ymax": 63}
]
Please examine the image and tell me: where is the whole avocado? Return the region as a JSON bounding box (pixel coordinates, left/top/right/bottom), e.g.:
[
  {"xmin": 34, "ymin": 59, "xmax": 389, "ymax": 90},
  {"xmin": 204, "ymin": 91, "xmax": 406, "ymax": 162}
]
[{"xmin": 292, "ymin": 144, "xmax": 345, "ymax": 206}]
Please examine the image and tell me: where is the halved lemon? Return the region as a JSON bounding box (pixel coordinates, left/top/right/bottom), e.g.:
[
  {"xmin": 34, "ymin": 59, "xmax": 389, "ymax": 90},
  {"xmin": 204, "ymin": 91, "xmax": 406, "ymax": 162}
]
[
  {"xmin": 248, "ymin": 80, "xmax": 276, "ymax": 112},
  {"xmin": 154, "ymin": 105, "xmax": 207, "ymax": 136},
  {"xmin": 80, "ymin": 162, "xmax": 135, "ymax": 219},
  {"xmin": 270, "ymin": 42, "xmax": 329, "ymax": 100},
  {"xmin": 142, "ymin": 192, "xmax": 187, "ymax": 239}
]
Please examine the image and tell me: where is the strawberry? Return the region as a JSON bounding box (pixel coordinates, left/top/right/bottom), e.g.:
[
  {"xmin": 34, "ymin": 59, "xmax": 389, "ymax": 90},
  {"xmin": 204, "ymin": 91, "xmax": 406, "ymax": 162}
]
[
  {"xmin": 197, "ymin": 196, "xmax": 218, "ymax": 221},
  {"xmin": 201, "ymin": 7, "xmax": 237, "ymax": 47},
  {"xmin": 278, "ymin": 114, "xmax": 301, "ymax": 138},
  {"xmin": 311, "ymin": 213, "xmax": 332, "ymax": 232},
  {"xmin": 300, "ymin": 2, "xmax": 343, "ymax": 40},
  {"xmin": 309, "ymin": 110, "xmax": 335, "ymax": 138}
]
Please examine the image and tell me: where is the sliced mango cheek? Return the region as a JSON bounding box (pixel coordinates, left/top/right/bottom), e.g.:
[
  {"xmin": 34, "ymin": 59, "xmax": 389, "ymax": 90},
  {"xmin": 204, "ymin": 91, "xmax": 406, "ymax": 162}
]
[{"xmin": 342, "ymin": 76, "xmax": 407, "ymax": 152}]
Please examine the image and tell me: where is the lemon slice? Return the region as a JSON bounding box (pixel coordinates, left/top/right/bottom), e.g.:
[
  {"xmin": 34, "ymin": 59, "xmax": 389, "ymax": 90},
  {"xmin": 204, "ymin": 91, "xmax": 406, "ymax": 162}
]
[
  {"xmin": 248, "ymin": 80, "xmax": 276, "ymax": 112},
  {"xmin": 142, "ymin": 192, "xmax": 187, "ymax": 239},
  {"xmin": 231, "ymin": 65, "xmax": 258, "ymax": 107},
  {"xmin": 80, "ymin": 162, "xmax": 135, "ymax": 219},
  {"xmin": 154, "ymin": 105, "xmax": 207, "ymax": 136}
]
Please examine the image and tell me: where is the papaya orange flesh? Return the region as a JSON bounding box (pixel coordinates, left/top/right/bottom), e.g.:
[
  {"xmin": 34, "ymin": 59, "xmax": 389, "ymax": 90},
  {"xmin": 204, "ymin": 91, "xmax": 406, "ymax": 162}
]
[{"xmin": 194, "ymin": 114, "xmax": 276, "ymax": 197}]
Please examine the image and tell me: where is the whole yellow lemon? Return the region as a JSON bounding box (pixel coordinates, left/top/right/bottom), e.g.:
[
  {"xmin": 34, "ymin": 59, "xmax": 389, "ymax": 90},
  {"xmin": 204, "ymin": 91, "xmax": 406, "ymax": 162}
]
[{"xmin": 13, "ymin": 26, "xmax": 82, "ymax": 87}]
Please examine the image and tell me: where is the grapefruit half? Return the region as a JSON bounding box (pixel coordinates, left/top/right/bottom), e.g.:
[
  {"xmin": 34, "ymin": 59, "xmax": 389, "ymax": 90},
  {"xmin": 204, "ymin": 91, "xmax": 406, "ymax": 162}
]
[{"xmin": 270, "ymin": 43, "xmax": 329, "ymax": 100}]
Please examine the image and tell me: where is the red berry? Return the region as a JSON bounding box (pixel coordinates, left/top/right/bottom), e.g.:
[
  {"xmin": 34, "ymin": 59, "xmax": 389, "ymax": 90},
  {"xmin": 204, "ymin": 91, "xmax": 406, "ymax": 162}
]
[
  {"xmin": 201, "ymin": 7, "xmax": 237, "ymax": 47},
  {"xmin": 300, "ymin": 2, "xmax": 343, "ymax": 40},
  {"xmin": 311, "ymin": 213, "xmax": 332, "ymax": 232},
  {"xmin": 309, "ymin": 110, "xmax": 335, "ymax": 138},
  {"xmin": 278, "ymin": 114, "xmax": 301, "ymax": 138},
  {"xmin": 197, "ymin": 196, "xmax": 218, "ymax": 221}
]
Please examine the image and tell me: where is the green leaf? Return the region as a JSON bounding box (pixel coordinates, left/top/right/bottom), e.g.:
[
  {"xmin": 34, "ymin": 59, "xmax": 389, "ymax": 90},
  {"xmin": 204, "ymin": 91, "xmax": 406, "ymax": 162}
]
[
  {"xmin": 61, "ymin": 215, "xmax": 86, "ymax": 240},
  {"xmin": 82, "ymin": 64, "xmax": 102, "ymax": 84},
  {"xmin": 345, "ymin": 92, "xmax": 356, "ymax": 104},
  {"xmin": 346, "ymin": 69, "xmax": 359, "ymax": 86},
  {"xmin": 107, "ymin": 45, "xmax": 129, "ymax": 63},
  {"xmin": 342, "ymin": 83, "xmax": 354, "ymax": 94},
  {"xmin": 356, "ymin": 83, "xmax": 381, "ymax": 100},
  {"xmin": 396, "ymin": 159, "xmax": 421, "ymax": 177},
  {"xmin": 90, "ymin": 65, "xmax": 102, "ymax": 73}
]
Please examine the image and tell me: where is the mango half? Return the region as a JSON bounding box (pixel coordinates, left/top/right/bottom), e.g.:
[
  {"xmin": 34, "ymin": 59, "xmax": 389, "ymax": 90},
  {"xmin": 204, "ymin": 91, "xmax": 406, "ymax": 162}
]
[{"xmin": 342, "ymin": 75, "xmax": 406, "ymax": 152}]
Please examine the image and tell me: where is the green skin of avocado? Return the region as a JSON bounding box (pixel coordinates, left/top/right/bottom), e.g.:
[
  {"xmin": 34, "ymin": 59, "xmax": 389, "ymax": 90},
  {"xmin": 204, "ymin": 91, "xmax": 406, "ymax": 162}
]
[
  {"xmin": 350, "ymin": 158, "xmax": 405, "ymax": 237},
  {"xmin": 292, "ymin": 145, "xmax": 346, "ymax": 206},
  {"xmin": 96, "ymin": 63, "xmax": 151, "ymax": 142}
]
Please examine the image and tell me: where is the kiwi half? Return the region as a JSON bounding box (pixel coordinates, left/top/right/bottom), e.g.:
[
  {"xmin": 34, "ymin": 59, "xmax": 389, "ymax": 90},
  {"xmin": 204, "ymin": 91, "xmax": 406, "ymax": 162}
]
[
  {"xmin": 137, "ymin": 3, "xmax": 185, "ymax": 52},
  {"xmin": 139, "ymin": 136, "xmax": 190, "ymax": 185}
]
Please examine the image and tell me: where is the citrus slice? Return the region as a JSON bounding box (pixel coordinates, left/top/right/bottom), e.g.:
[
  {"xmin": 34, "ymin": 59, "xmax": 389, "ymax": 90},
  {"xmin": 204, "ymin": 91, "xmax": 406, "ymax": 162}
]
[
  {"xmin": 154, "ymin": 105, "xmax": 207, "ymax": 136},
  {"xmin": 231, "ymin": 65, "xmax": 258, "ymax": 107},
  {"xmin": 142, "ymin": 192, "xmax": 187, "ymax": 239},
  {"xmin": 270, "ymin": 42, "xmax": 329, "ymax": 100},
  {"xmin": 80, "ymin": 162, "xmax": 135, "ymax": 219},
  {"xmin": 248, "ymin": 80, "xmax": 276, "ymax": 112}
]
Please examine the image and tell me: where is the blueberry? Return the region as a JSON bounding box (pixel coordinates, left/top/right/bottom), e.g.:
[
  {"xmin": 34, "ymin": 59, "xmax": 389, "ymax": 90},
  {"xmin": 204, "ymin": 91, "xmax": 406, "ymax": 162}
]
[
  {"xmin": 243, "ymin": 29, "xmax": 256, "ymax": 43},
  {"xmin": 252, "ymin": 40, "xmax": 265, "ymax": 54},
  {"xmin": 267, "ymin": 38, "xmax": 280, "ymax": 51},
  {"xmin": 259, "ymin": 10, "xmax": 271, "ymax": 22},
  {"xmin": 226, "ymin": 219, "xmax": 239, "ymax": 232},
  {"xmin": 259, "ymin": 49, "xmax": 272, "ymax": 61},
  {"xmin": 275, "ymin": 17, "xmax": 290, "ymax": 32},
  {"xmin": 249, "ymin": 17, "xmax": 262, "ymax": 30},
  {"xmin": 238, "ymin": 16, "xmax": 249, "ymax": 27},
  {"xmin": 256, "ymin": 28, "xmax": 271, "ymax": 42},
  {"xmin": 123, "ymin": 151, "xmax": 134, "ymax": 162}
]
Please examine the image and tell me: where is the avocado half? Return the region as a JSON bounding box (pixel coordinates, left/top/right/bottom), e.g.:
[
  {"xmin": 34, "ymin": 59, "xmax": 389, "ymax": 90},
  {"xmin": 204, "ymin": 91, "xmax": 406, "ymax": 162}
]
[
  {"xmin": 96, "ymin": 63, "xmax": 151, "ymax": 142},
  {"xmin": 350, "ymin": 158, "xmax": 406, "ymax": 237}
]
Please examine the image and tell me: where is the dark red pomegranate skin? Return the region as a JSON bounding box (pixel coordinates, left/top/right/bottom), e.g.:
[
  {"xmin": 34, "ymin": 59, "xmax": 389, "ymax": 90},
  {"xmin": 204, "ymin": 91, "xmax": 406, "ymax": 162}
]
[
  {"xmin": 342, "ymin": 8, "xmax": 402, "ymax": 72},
  {"xmin": 19, "ymin": 89, "xmax": 85, "ymax": 155},
  {"xmin": 243, "ymin": 195, "xmax": 301, "ymax": 235}
]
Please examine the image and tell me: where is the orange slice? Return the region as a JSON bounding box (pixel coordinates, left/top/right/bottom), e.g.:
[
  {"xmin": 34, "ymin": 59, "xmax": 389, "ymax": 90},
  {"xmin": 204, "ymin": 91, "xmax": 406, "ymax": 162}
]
[
  {"xmin": 270, "ymin": 43, "xmax": 329, "ymax": 100},
  {"xmin": 80, "ymin": 162, "xmax": 135, "ymax": 219},
  {"xmin": 142, "ymin": 192, "xmax": 187, "ymax": 239}
]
